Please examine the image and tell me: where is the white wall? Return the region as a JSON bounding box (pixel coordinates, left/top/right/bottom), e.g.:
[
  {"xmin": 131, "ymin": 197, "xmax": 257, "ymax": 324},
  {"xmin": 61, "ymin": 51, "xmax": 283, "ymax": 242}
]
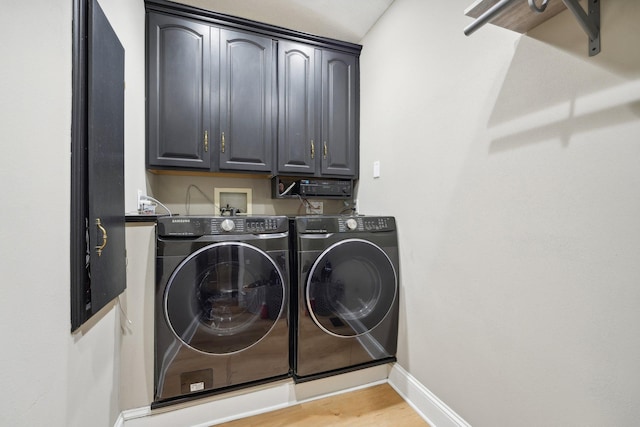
[
  {"xmin": 120, "ymin": 223, "xmax": 156, "ymax": 410},
  {"xmin": 107, "ymin": 0, "xmax": 148, "ymax": 214},
  {"xmin": 359, "ymin": 0, "xmax": 640, "ymax": 425},
  {"xmin": 0, "ymin": 0, "xmax": 145, "ymax": 425},
  {"xmin": 1, "ymin": 1, "xmax": 77, "ymax": 425}
]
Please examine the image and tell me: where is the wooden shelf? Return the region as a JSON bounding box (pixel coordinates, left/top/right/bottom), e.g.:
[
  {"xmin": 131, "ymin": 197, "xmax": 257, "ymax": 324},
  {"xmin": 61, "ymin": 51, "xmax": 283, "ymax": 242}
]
[{"xmin": 464, "ymin": 0, "xmax": 568, "ymax": 34}]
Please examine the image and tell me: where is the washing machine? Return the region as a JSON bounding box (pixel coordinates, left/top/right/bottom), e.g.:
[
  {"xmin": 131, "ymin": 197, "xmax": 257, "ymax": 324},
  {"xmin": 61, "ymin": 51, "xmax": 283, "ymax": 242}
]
[
  {"xmin": 153, "ymin": 216, "xmax": 290, "ymax": 407},
  {"xmin": 292, "ymin": 215, "xmax": 399, "ymax": 381}
]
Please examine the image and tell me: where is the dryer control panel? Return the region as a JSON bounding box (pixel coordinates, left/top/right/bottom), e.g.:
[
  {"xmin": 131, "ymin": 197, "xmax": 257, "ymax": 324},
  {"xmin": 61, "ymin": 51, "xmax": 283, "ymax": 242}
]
[
  {"xmin": 297, "ymin": 215, "xmax": 396, "ymax": 233},
  {"xmin": 339, "ymin": 216, "xmax": 395, "ymax": 232}
]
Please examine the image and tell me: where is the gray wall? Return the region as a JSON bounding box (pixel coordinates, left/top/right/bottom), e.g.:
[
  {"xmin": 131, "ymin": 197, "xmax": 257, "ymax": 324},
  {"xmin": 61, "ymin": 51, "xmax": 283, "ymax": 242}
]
[{"xmin": 358, "ymin": 0, "xmax": 640, "ymax": 425}]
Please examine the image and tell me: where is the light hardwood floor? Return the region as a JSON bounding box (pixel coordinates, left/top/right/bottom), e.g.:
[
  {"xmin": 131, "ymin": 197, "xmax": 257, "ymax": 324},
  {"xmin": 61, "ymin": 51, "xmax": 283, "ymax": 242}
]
[{"xmin": 214, "ymin": 383, "xmax": 429, "ymax": 426}]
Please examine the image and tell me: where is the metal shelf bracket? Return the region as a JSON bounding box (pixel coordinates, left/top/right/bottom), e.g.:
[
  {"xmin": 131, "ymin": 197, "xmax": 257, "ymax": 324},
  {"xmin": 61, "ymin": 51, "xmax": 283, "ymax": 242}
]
[
  {"xmin": 561, "ymin": 0, "xmax": 600, "ymax": 56},
  {"xmin": 464, "ymin": 0, "xmax": 601, "ymax": 56}
]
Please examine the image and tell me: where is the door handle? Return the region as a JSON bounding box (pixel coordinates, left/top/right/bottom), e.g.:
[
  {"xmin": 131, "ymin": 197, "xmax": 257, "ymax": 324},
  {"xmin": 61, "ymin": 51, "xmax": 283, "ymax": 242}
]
[
  {"xmin": 323, "ymin": 141, "xmax": 328, "ymax": 159},
  {"xmin": 221, "ymin": 132, "xmax": 225, "ymax": 153},
  {"xmin": 204, "ymin": 130, "xmax": 209, "ymax": 152},
  {"xmin": 95, "ymin": 218, "xmax": 108, "ymax": 256},
  {"xmin": 310, "ymin": 140, "xmax": 315, "ymax": 159}
]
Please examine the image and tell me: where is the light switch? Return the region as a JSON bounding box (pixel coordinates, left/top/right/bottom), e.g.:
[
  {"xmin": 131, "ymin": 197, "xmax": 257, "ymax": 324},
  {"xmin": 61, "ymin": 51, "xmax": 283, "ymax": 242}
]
[{"xmin": 373, "ymin": 161, "xmax": 381, "ymax": 178}]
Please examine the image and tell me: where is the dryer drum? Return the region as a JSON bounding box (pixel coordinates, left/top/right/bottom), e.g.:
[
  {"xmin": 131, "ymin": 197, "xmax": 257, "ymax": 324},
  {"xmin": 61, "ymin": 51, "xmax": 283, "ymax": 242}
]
[{"xmin": 306, "ymin": 239, "xmax": 397, "ymax": 338}]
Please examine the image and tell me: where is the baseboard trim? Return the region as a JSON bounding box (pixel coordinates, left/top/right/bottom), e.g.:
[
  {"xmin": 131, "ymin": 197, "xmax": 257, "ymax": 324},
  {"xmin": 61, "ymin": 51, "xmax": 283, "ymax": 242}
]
[
  {"xmin": 118, "ymin": 365, "xmax": 389, "ymax": 427},
  {"xmin": 120, "ymin": 406, "xmax": 151, "ymax": 421},
  {"xmin": 387, "ymin": 364, "xmax": 472, "ymax": 427},
  {"xmin": 117, "ymin": 364, "xmax": 470, "ymax": 427}
]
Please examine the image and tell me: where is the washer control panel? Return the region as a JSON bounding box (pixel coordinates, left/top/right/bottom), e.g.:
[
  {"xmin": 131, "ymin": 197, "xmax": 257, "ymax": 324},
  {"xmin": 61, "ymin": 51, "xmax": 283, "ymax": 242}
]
[
  {"xmin": 345, "ymin": 218, "xmax": 358, "ymax": 230},
  {"xmin": 245, "ymin": 217, "xmax": 282, "ymax": 233},
  {"xmin": 209, "ymin": 217, "xmax": 285, "ymax": 234},
  {"xmin": 158, "ymin": 216, "xmax": 287, "ymax": 236}
]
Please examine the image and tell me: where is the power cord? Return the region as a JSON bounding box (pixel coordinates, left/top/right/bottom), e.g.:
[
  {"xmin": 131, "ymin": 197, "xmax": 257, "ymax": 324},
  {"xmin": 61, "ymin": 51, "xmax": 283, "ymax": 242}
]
[
  {"xmin": 185, "ymin": 184, "xmax": 216, "ymax": 215},
  {"xmin": 140, "ymin": 195, "xmax": 172, "ymax": 216},
  {"xmin": 296, "ymin": 195, "xmax": 324, "ymax": 214}
]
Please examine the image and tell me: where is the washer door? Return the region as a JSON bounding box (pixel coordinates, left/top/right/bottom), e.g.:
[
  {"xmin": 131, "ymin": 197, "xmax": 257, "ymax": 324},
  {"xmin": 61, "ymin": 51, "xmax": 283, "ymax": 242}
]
[
  {"xmin": 306, "ymin": 238, "xmax": 397, "ymax": 338},
  {"xmin": 164, "ymin": 242, "xmax": 285, "ymax": 354}
]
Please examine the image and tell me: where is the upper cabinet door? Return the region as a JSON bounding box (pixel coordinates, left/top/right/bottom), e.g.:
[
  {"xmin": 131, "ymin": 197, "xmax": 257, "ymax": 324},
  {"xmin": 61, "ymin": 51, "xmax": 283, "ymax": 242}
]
[
  {"xmin": 320, "ymin": 50, "xmax": 358, "ymax": 177},
  {"xmin": 219, "ymin": 29, "xmax": 275, "ymax": 172},
  {"xmin": 277, "ymin": 41, "xmax": 317, "ymax": 175},
  {"xmin": 147, "ymin": 13, "xmax": 212, "ymax": 169}
]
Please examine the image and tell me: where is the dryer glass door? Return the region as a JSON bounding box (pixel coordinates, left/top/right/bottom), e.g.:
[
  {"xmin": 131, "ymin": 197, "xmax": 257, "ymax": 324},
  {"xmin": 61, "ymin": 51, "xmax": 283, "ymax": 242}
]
[
  {"xmin": 306, "ymin": 239, "xmax": 397, "ymax": 337},
  {"xmin": 164, "ymin": 242, "xmax": 285, "ymax": 354}
]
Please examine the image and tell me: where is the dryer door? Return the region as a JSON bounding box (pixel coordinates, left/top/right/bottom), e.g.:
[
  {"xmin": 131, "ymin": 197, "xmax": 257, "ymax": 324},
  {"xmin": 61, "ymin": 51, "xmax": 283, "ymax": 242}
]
[
  {"xmin": 306, "ymin": 239, "xmax": 397, "ymax": 337},
  {"xmin": 164, "ymin": 241, "xmax": 286, "ymax": 354}
]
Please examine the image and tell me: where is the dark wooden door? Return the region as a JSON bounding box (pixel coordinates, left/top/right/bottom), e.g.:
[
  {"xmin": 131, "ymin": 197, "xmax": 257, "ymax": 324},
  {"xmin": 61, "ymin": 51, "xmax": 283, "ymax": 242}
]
[
  {"xmin": 147, "ymin": 13, "xmax": 212, "ymax": 169},
  {"xmin": 277, "ymin": 41, "xmax": 317, "ymax": 175},
  {"xmin": 219, "ymin": 29, "xmax": 274, "ymax": 172},
  {"xmin": 86, "ymin": 0, "xmax": 126, "ymax": 320},
  {"xmin": 320, "ymin": 50, "xmax": 358, "ymax": 177}
]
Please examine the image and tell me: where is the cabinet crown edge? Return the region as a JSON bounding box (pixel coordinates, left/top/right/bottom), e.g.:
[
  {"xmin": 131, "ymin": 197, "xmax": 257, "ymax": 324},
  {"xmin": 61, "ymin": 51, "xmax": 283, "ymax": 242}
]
[{"xmin": 145, "ymin": 0, "xmax": 363, "ymax": 55}]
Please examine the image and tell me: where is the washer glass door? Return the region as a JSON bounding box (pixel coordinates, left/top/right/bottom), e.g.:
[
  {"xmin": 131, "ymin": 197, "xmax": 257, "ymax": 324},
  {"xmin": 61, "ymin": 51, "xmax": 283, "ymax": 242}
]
[
  {"xmin": 165, "ymin": 242, "xmax": 285, "ymax": 354},
  {"xmin": 306, "ymin": 238, "xmax": 397, "ymax": 337}
]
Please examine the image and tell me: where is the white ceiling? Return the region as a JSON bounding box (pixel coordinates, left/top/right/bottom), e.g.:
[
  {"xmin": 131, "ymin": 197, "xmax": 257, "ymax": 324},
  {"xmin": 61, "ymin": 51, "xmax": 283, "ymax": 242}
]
[{"xmin": 172, "ymin": 0, "xmax": 395, "ymax": 43}]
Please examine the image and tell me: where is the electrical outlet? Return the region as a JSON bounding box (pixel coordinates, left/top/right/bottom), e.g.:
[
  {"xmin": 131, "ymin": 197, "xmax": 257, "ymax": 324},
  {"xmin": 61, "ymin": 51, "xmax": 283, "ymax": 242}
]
[{"xmin": 306, "ymin": 201, "xmax": 323, "ymax": 214}]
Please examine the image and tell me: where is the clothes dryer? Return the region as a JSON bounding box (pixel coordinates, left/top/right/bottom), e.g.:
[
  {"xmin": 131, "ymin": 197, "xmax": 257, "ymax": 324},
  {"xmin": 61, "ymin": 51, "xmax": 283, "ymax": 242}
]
[
  {"xmin": 292, "ymin": 215, "xmax": 399, "ymax": 381},
  {"xmin": 154, "ymin": 216, "xmax": 290, "ymax": 407}
]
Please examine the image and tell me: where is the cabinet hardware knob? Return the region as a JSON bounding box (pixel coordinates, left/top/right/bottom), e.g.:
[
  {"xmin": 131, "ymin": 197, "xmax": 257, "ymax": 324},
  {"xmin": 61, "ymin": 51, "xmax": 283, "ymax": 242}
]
[
  {"xmin": 95, "ymin": 218, "xmax": 108, "ymax": 257},
  {"xmin": 204, "ymin": 130, "xmax": 209, "ymax": 152},
  {"xmin": 310, "ymin": 140, "xmax": 315, "ymax": 159},
  {"xmin": 221, "ymin": 132, "xmax": 225, "ymax": 153}
]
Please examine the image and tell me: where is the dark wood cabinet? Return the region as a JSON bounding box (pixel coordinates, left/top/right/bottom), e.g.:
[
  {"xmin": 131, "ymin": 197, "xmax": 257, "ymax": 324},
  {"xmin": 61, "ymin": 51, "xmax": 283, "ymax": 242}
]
[
  {"xmin": 72, "ymin": 0, "xmax": 126, "ymax": 331},
  {"xmin": 319, "ymin": 49, "xmax": 358, "ymax": 177},
  {"xmin": 145, "ymin": 0, "xmax": 360, "ymax": 178},
  {"xmin": 147, "ymin": 13, "xmax": 212, "ymax": 169},
  {"xmin": 219, "ymin": 29, "xmax": 275, "ymax": 172},
  {"xmin": 147, "ymin": 13, "xmax": 275, "ymax": 173},
  {"xmin": 277, "ymin": 43, "xmax": 359, "ymax": 178},
  {"xmin": 277, "ymin": 41, "xmax": 317, "ymax": 175}
]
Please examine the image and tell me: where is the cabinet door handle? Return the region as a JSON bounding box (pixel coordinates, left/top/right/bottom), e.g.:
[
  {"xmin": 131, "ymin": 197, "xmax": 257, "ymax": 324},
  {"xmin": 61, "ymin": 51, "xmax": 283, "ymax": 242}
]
[
  {"xmin": 323, "ymin": 141, "xmax": 328, "ymax": 159},
  {"xmin": 204, "ymin": 130, "xmax": 209, "ymax": 152},
  {"xmin": 95, "ymin": 218, "xmax": 108, "ymax": 257},
  {"xmin": 221, "ymin": 132, "xmax": 225, "ymax": 153},
  {"xmin": 310, "ymin": 140, "xmax": 315, "ymax": 159}
]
